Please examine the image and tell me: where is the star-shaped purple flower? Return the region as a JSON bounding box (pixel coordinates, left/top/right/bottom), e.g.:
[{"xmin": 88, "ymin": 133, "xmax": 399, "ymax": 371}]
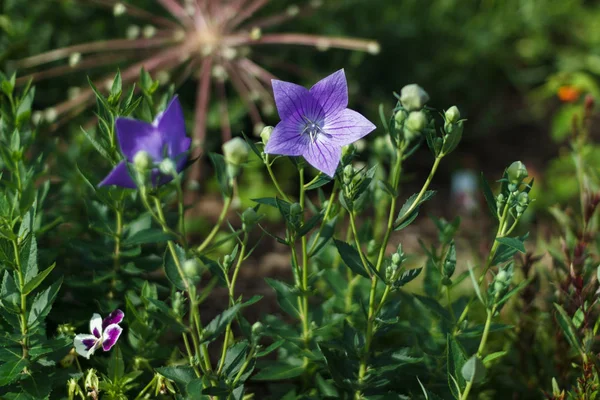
[
  {"xmin": 73, "ymin": 309, "xmax": 124, "ymax": 359},
  {"xmin": 264, "ymin": 69, "xmax": 376, "ymax": 177},
  {"xmin": 99, "ymin": 96, "xmax": 191, "ymax": 188}
]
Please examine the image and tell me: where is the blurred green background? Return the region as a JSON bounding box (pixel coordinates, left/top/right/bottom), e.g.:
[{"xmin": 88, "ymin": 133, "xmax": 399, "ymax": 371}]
[{"xmin": 2, "ymin": 0, "xmax": 600, "ymax": 209}]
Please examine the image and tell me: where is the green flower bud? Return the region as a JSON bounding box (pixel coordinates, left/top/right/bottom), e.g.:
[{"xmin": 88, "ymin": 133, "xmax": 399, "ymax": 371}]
[
  {"xmin": 391, "ymin": 253, "xmax": 402, "ymax": 266},
  {"xmin": 367, "ymin": 239, "xmax": 377, "ymax": 257},
  {"xmin": 373, "ymin": 136, "xmax": 391, "ymax": 154},
  {"xmin": 159, "ymin": 158, "xmax": 177, "ymax": 176},
  {"xmin": 222, "ymin": 137, "xmax": 249, "ymax": 166},
  {"xmin": 58, "ymin": 323, "xmax": 76, "ymax": 336},
  {"xmin": 343, "ymin": 164, "xmax": 354, "ymax": 184},
  {"xmin": 252, "ymin": 321, "xmax": 264, "ymax": 336},
  {"xmin": 172, "ymin": 291, "xmax": 184, "ymax": 315},
  {"xmin": 222, "ymin": 254, "xmax": 233, "ymax": 271},
  {"xmin": 496, "ymin": 269, "xmax": 509, "ymax": 283},
  {"xmin": 445, "ymin": 106, "xmax": 460, "ymax": 124},
  {"xmin": 399, "ymin": 84, "xmax": 430, "ymax": 112},
  {"xmin": 517, "ymin": 192, "xmax": 529, "ymax": 206},
  {"xmin": 290, "ymin": 202, "xmax": 302, "ymax": 217},
  {"xmin": 133, "ymin": 150, "xmax": 153, "ymax": 171},
  {"xmin": 183, "ymin": 259, "xmax": 200, "ymax": 278},
  {"xmin": 68, "ymin": 378, "xmax": 84, "ymax": 399},
  {"xmin": 85, "ymin": 369, "xmax": 99, "ymax": 392},
  {"xmin": 242, "ymin": 207, "xmax": 259, "ymax": 227},
  {"xmin": 394, "ymin": 109, "xmax": 408, "ymax": 127},
  {"xmin": 506, "ymin": 161, "xmax": 528, "ymax": 185},
  {"xmin": 405, "ymin": 111, "xmax": 427, "ymax": 132},
  {"xmin": 260, "ymin": 126, "xmax": 274, "ymax": 145},
  {"xmin": 385, "ymin": 264, "xmax": 398, "ymax": 281}
]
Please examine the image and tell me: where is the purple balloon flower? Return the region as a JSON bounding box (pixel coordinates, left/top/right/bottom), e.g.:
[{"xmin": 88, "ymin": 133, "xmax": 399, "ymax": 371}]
[
  {"xmin": 99, "ymin": 96, "xmax": 191, "ymax": 188},
  {"xmin": 264, "ymin": 69, "xmax": 376, "ymax": 177},
  {"xmin": 73, "ymin": 309, "xmax": 124, "ymax": 359}
]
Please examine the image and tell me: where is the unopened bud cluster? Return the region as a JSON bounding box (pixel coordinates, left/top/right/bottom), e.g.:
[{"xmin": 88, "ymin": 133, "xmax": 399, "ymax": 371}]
[
  {"xmin": 498, "ymin": 161, "xmax": 532, "ymax": 218},
  {"xmin": 386, "ymin": 245, "xmax": 406, "ymax": 282},
  {"xmin": 489, "ymin": 264, "xmax": 514, "ymax": 302},
  {"xmin": 394, "ymin": 84, "xmax": 431, "ymax": 142}
]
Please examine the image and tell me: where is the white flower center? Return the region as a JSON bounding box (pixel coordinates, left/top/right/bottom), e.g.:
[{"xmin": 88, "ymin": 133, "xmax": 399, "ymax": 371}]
[{"xmin": 300, "ymin": 116, "xmax": 329, "ymax": 142}]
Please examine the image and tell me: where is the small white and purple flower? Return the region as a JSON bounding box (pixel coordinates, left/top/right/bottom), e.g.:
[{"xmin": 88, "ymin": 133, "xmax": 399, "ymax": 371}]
[
  {"xmin": 265, "ymin": 69, "xmax": 376, "ymax": 177},
  {"xmin": 99, "ymin": 96, "xmax": 191, "ymax": 188},
  {"xmin": 74, "ymin": 309, "xmax": 124, "ymax": 359}
]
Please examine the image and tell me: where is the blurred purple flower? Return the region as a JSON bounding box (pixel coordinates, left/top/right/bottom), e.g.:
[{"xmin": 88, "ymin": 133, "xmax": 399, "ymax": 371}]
[
  {"xmin": 265, "ymin": 69, "xmax": 375, "ymax": 177},
  {"xmin": 99, "ymin": 95, "xmax": 191, "ymax": 188},
  {"xmin": 74, "ymin": 309, "xmax": 124, "ymax": 359}
]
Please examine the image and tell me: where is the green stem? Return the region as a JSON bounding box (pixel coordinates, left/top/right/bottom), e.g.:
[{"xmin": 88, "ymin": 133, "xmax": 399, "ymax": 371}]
[
  {"xmin": 348, "ymin": 212, "xmax": 372, "ymax": 278},
  {"xmin": 459, "ymin": 306, "xmax": 496, "ymax": 400},
  {"xmin": 148, "ymin": 195, "xmax": 212, "ymax": 376},
  {"xmin": 308, "ymin": 184, "xmax": 337, "ymax": 256},
  {"xmin": 217, "ymin": 234, "xmax": 249, "ymax": 374},
  {"xmin": 265, "ymin": 154, "xmax": 291, "ymax": 202},
  {"xmin": 196, "ymin": 195, "xmax": 233, "ymax": 254},
  {"xmin": 454, "ymin": 193, "xmax": 515, "ymax": 332},
  {"xmin": 303, "ymin": 173, "xmax": 324, "ymax": 189},
  {"xmin": 134, "ymin": 374, "xmax": 158, "ymax": 400},
  {"xmin": 13, "ymin": 240, "xmax": 28, "ymax": 359},
  {"xmin": 229, "ymin": 346, "xmax": 256, "ymax": 397},
  {"xmin": 110, "ymin": 206, "xmax": 123, "ymax": 296},
  {"xmin": 175, "ymin": 180, "xmax": 188, "ymax": 250},
  {"xmin": 298, "ymin": 167, "xmax": 311, "ymax": 360}
]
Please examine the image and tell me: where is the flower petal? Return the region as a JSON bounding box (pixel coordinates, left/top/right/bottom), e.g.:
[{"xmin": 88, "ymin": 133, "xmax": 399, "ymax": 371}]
[
  {"xmin": 309, "ymin": 69, "xmax": 348, "ymax": 117},
  {"xmin": 89, "ymin": 313, "xmax": 103, "ymax": 338},
  {"xmin": 74, "ymin": 334, "xmax": 99, "ymax": 359},
  {"xmin": 150, "ymin": 169, "xmax": 175, "ymax": 187},
  {"xmin": 116, "ymin": 117, "xmax": 163, "ymax": 161},
  {"xmin": 102, "ymin": 324, "xmax": 123, "ymax": 351},
  {"xmin": 302, "ymin": 140, "xmax": 342, "ymax": 178},
  {"xmin": 264, "ymin": 119, "xmax": 309, "ymax": 156},
  {"xmin": 98, "ymin": 161, "xmax": 136, "ymax": 188},
  {"xmin": 321, "ymin": 108, "xmax": 376, "ymax": 146},
  {"xmin": 102, "ymin": 309, "xmax": 124, "ymax": 330},
  {"xmin": 272, "ymin": 79, "xmax": 324, "ymax": 123},
  {"xmin": 157, "ymin": 96, "xmax": 191, "ymax": 157}
]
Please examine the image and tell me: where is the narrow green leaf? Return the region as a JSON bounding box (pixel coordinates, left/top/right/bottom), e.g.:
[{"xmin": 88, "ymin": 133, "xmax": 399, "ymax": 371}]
[
  {"xmin": 447, "ymin": 335, "xmax": 467, "ymax": 398},
  {"xmin": 480, "ymin": 173, "xmax": 498, "ymax": 220},
  {"xmin": 81, "ymin": 127, "xmax": 113, "ymax": 161},
  {"xmin": 22, "ymin": 263, "xmax": 55, "ymax": 295},
  {"xmin": 156, "ymin": 366, "xmax": 197, "ymax": 385},
  {"xmin": 108, "ymin": 345, "xmax": 125, "ymax": 382},
  {"xmin": 27, "ymin": 278, "xmax": 62, "ymax": 328},
  {"xmin": 333, "ymin": 239, "xmax": 369, "ymax": 278},
  {"xmin": 264, "ymin": 278, "xmax": 299, "ymax": 318},
  {"xmin": 122, "ymin": 229, "xmax": 175, "ymax": 247},
  {"xmin": 468, "ymin": 265, "xmax": 485, "ymax": 306},
  {"xmin": 202, "ymin": 304, "xmax": 241, "ymax": 343},
  {"xmin": 252, "ymin": 363, "xmax": 304, "ymax": 381},
  {"xmin": 164, "ymin": 245, "xmax": 187, "ymax": 291},
  {"xmin": 495, "ymin": 237, "xmax": 526, "ymax": 253},
  {"xmin": 482, "ymin": 351, "xmax": 507, "ymax": 365},
  {"xmin": 0, "ymin": 357, "xmax": 28, "ymax": 386},
  {"xmin": 554, "ymin": 303, "xmax": 584, "ymax": 354}
]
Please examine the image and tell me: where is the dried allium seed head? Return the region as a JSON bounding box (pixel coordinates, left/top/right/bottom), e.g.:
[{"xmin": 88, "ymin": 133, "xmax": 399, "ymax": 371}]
[
  {"xmin": 316, "ymin": 39, "xmax": 330, "ymax": 52},
  {"xmin": 142, "ymin": 25, "xmax": 157, "ymax": 38},
  {"xmin": 221, "ymin": 47, "xmax": 238, "ymax": 60},
  {"xmin": 126, "ymin": 25, "xmax": 140, "ymax": 39},
  {"xmin": 250, "ymin": 27, "xmax": 262, "ymax": 41},
  {"xmin": 212, "ymin": 65, "xmax": 228, "ymax": 81},
  {"xmin": 69, "ymin": 52, "xmax": 81, "ymax": 67},
  {"xmin": 286, "ymin": 5, "xmax": 300, "ymax": 16},
  {"xmin": 367, "ymin": 42, "xmax": 380, "ymax": 55},
  {"xmin": 113, "ymin": 3, "xmax": 126, "ymax": 16}
]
